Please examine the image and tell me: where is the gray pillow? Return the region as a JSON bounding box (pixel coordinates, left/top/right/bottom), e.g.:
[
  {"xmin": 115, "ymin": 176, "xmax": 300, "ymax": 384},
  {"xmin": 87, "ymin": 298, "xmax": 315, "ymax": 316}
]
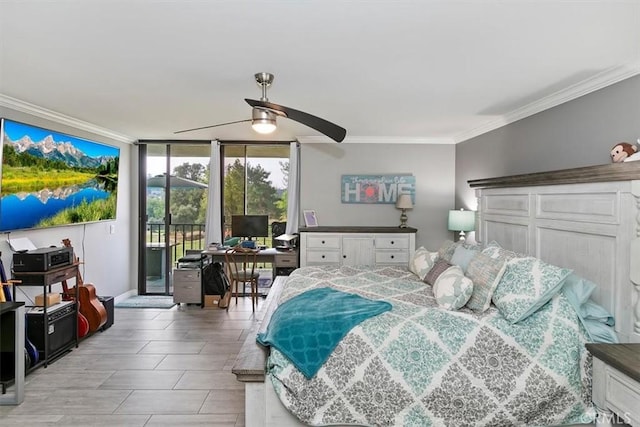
[{"xmin": 424, "ymin": 259, "xmax": 453, "ymax": 286}]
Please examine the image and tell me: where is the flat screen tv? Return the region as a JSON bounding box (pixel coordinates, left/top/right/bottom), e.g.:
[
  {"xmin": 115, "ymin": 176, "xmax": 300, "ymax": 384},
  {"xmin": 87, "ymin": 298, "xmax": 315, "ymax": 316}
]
[
  {"xmin": 0, "ymin": 118, "xmax": 120, "ymax": 232},
  {"xmin": 231, "ymin": 215, "xmax": 269, "ymax": 239}
]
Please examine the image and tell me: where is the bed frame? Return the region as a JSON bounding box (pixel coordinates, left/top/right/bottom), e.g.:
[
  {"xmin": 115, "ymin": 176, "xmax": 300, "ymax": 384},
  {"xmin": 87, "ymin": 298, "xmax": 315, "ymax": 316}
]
[{"xmin": 232, "ymin": 162, "xmax": 640, "ymax": 427}]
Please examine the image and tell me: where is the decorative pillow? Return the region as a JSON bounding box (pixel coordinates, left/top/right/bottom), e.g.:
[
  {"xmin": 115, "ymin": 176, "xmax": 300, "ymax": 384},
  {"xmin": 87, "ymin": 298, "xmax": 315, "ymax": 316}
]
[
  {"xmin": 561, "ymin": 273, "xmax": 597, "ymax": 309},
  {"xmin": 450, "ymin": 245, "xmax": 479, "ymax": 273},
  {"xmin": 481, "ymin": 240, "xmax": 520, "ymax": 263},
  {"xmin": 424, "ymin": 259, "xmax": 453, "ymax": 286},
  {"xmin": 409, "ymin": 246, "xmax": 438, "ymax": 280},
  {"xmin": 433, "ymin": 265, "xmax": 474, "ymax": 310},
  {"xmin": 437, "ymin": 240, "xmax": 459, "ymax": 262},
  {"xmin": 492, "ymin": 257, "xmax": 572, "ymax": 323},
  {"xmin": 465, "ymin": 252, "xmax": 507, "ymax": 312}
]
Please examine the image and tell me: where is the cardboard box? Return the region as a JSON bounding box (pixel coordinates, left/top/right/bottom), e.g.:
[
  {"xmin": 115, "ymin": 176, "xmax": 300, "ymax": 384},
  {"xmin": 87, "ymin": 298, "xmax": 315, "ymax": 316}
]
[
  {"xmin": 35, "ymin": 293, "xmax": 61, "ymax": 307},
  {"xmin": 204, "ymin": 295, "xmax": 221, "ymax": 308}
]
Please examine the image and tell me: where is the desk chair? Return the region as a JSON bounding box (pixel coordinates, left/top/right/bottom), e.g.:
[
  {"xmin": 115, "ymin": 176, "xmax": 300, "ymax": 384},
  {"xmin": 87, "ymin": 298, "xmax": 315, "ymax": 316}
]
[{"xmin": 224, "ymin": 248, "xmax": 260, "ymax": 311}]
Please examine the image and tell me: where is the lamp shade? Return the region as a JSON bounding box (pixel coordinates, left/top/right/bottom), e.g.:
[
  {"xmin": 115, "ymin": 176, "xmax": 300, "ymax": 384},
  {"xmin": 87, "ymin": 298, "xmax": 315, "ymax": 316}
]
[
  {"xmin": 396, "ymin": 194, "xmax": 413, "ymax": 209},
  {"xmin": 448, "ymin": 209, "xmax": 475, "ymax": 232}
]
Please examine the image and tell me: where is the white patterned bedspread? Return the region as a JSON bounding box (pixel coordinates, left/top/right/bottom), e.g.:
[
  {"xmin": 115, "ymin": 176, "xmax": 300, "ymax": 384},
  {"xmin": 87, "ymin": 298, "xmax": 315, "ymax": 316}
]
[{"xmin": 264, "ymin": 265, "xmax": 594, "ymax": 427}]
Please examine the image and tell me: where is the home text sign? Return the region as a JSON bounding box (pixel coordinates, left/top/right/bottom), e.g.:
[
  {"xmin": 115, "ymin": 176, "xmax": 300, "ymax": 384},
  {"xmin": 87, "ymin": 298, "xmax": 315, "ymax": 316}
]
[{"xmin": 341, "ymin": 175, "xmax": 415, "ymax": 204}]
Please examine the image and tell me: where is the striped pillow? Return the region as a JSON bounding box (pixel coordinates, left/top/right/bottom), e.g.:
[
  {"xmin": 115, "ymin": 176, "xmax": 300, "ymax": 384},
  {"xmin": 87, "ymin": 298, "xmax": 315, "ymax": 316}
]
[{"xmin": 465, "ymin": 252, "xmax": 507, "ymax": 312}]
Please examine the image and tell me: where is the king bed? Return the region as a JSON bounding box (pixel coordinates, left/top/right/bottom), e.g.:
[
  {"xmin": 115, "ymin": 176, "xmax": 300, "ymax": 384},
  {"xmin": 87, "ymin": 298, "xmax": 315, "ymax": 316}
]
[{"xmin": 232, "ymin": 162, "xmax": 640, "ymax": 427}]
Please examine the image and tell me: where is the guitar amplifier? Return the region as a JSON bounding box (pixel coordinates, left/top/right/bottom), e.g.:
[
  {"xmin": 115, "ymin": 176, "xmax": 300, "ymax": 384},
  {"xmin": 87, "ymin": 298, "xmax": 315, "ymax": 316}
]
[{"xmin": 26, "ymin": 301, "xmax": 76, "ymax": 360}]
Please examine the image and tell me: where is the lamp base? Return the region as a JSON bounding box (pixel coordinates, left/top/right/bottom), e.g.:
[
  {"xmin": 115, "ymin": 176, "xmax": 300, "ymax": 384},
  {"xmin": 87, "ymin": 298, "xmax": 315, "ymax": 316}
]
[
  {"xmin": 399, "ymin": 210, "xmax": 408, "ymax": 228},
  {"xmin": 458, "ymin": 231, "xmax": 466, "ymax": 241}
]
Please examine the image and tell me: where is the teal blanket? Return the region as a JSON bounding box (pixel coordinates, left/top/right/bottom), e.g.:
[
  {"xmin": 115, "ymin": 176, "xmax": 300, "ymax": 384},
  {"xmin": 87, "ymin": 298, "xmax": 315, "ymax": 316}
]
[{"xmin": 256, "ymin": 287, "xmax": 391, "ymax": 378}]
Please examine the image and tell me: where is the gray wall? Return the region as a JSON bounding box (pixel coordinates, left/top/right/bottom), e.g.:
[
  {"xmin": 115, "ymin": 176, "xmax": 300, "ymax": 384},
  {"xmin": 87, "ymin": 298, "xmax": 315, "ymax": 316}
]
[
  {"xmin": 300, "ymin": 143, "xmax": 456, "ymax": 250},
  {"xmin": 0, "ymin": 108, "xmax": 135, "ymax": 301},
  {"xmin": 456, "ymin": 74, "xmax": 640, "ymax": 212}
]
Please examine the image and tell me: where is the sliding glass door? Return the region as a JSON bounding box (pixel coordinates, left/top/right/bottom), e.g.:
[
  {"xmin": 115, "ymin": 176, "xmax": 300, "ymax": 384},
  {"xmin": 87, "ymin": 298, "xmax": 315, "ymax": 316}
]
[{"xmin": 138, "ymin": 143, "xmax": 211, "ymax": 295}]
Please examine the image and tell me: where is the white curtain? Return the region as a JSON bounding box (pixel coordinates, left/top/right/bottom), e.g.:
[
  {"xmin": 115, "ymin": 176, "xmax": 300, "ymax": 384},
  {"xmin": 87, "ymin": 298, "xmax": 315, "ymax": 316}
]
[
  {"xmin": 204, "ymin": 140, "xmax": 222, "ymax": 246},
  {"xmin": 286, "ymin": 142, "xmax": 300, "ymax": 234}
]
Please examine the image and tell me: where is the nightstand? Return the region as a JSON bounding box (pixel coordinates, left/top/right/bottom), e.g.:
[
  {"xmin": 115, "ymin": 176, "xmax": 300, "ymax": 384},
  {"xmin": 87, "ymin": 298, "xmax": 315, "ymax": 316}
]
[{"xmin": 586, "ymin": 343, "xmax": 640, "ymax": 426}]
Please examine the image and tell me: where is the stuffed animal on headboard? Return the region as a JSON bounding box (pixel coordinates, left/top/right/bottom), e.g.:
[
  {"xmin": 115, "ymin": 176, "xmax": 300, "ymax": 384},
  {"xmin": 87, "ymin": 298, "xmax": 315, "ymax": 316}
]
[{"xmin": 610, "ymin": 141, "xmax": 640, "ymax": 162}]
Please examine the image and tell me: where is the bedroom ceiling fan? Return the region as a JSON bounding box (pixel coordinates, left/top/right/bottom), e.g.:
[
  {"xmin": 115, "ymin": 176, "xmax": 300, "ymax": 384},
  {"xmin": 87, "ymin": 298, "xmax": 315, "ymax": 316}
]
[{"xmin": 175, "ymin": 72, "xmax": 347, "ymax": 142}]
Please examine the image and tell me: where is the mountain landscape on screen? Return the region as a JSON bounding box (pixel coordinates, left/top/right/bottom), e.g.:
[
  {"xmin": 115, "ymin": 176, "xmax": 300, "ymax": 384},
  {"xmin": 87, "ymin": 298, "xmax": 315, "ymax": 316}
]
[{"xmin": 0, "ymin": 119, "xmax": 120, "ymax": 231}]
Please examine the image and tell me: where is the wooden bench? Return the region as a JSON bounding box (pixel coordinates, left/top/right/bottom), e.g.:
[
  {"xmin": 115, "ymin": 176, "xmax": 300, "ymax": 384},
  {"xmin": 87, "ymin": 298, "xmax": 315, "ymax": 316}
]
[{"xmin": 232, "ymin": 275, "xmax": 286, "ymax": 382}]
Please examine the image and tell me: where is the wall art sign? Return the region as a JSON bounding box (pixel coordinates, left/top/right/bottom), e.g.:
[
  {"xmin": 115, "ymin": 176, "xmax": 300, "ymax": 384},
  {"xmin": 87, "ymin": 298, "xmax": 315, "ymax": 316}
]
[{"xmin": 341, "ymin": 174, "xmax": 415, "ymax": 204}]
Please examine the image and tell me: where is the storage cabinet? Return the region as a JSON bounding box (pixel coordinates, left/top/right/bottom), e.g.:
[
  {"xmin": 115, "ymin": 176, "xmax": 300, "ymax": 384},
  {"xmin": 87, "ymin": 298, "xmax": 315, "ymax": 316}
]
[
  {"xmin": 273, "ymin": 250, "xmax": 299, "ymax": 276},
  {"xmin": 299, "ymin": 226, "xmax": 417, "ymax": 267},
  {"xmin": 173, "ymin": 269, "xmax": 202, "ymax": 305}
]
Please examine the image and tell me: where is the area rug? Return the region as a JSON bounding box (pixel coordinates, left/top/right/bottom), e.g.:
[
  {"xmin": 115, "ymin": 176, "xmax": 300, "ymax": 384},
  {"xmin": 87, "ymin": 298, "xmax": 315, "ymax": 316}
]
[{"xmin": 115, "ymin": 295, "xmax": 176, "ymax": 309}]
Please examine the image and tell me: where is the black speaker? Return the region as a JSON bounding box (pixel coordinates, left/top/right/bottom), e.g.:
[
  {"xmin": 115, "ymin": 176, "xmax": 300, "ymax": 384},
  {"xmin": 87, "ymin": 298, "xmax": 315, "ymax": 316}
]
[
  {"xmin": 26, "ymin": 302, "xmax": 76, "ymax": 360},
  {"xmin": 98, "ymin": 296, "xmax": 114, "ymax": 331}
]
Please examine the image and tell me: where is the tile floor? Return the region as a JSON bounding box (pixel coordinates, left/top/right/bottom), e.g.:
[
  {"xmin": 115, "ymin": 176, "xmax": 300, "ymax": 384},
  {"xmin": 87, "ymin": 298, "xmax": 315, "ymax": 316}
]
[{"xmin": 0, "ymin": 298, "xmax": 260, "ymax": 426}]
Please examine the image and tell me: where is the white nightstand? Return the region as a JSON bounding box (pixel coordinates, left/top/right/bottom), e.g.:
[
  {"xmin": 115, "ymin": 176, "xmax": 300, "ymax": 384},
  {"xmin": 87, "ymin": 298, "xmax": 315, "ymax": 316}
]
[{"xmin": 586, "ymin": 343, "xmax": 640, "ymax": 427}]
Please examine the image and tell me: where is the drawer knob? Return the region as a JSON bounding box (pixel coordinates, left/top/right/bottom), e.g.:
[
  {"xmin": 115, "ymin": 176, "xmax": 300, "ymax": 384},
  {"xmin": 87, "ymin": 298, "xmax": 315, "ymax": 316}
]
[
  {"xmin": 391, "ymin": 241, "xmax": 395, "ymax": 245},
  {"xmin": 343, "ymin": 255, "xmax": 346, "ymax": 259},
  {"xmin": 390, "ymin": 255, "xmax": 394, "ymax": 259},
  {"xmin": 321, "ymin": 255, "xmax": 325, "ymax": 259},
  {"xmin": 321, "ymin": 240, "xmax": 325, "ymax": 244}
]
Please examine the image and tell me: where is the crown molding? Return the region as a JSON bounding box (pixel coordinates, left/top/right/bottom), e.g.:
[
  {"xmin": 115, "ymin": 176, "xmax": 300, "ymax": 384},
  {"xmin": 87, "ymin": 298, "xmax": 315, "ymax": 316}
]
[
  {"xmin": 297, "ymin": 136, "xmax": 456, "ymax": 144},
  {"xmin": 453, "ymin": 61, "xmax": 640, "ymax": 144},
  {"xmin": 0, "ymin": 94, "xmax": 135, "ymax": 144}
]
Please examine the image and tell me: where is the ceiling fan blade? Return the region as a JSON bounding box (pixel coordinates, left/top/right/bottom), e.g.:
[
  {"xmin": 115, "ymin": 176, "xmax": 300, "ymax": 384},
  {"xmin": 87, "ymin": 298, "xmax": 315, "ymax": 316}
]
[
  {"xmin": 245, "ymin": 99, "xmax": 346, "ymax": 142},
  {"xmin": 174, "ymin": 119, "xmax": 251, "ymax": 134}
]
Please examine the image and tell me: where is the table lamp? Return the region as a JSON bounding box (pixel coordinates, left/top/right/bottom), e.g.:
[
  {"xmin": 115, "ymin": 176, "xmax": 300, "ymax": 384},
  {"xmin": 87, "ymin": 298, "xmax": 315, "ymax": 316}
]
[
  {"xmin": 448, "ymin": 209, "xmax": 475, "ymax": 241},
  {"xmin": 396, "ymin": 194, "xmax": 413, "ymax": 228}
]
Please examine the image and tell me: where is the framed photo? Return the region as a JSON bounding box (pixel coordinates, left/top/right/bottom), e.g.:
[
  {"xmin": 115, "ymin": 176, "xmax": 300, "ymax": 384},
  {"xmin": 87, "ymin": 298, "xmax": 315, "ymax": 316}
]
[{"xmin": 303, "ymin": 210, "xmax": 319, "ymax": 227}]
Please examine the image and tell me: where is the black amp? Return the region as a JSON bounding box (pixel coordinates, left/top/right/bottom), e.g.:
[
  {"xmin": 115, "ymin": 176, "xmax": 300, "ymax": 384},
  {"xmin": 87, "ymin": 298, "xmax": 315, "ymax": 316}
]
[
  {"xmin": 26, "ymin": 301, "xmax": 76, "ymax": 360},
  {"xmin": 13, "ymin": 246, "xmax": 73, "ymax": 272}
]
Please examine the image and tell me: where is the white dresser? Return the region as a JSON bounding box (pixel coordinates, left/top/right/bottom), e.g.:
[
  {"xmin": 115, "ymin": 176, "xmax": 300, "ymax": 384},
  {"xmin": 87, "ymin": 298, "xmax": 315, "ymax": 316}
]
[
  {"xmin": 299, "ymin": 226, "xmax": 417, "ymax": 267},
  {"xmin": 587, "ymin": 343, "xmax": 639, "ymax": 426}
]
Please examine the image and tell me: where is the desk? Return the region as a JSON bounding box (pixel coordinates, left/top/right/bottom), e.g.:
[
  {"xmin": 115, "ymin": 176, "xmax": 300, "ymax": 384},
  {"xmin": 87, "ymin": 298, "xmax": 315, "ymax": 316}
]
[
  {"xmin": 201, "ymin": 248, "xmax": 298, "ymax": 277},
  {"xmin": 0, "ymin": 302, "xmax": 25, "ymax": 405}
]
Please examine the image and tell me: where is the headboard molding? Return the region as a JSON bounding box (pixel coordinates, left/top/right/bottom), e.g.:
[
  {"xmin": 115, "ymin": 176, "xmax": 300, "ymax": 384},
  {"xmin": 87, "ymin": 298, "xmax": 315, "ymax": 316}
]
[
  {"xmin": 469, "ymin": 161, "xmax": 640, "ymax": 188},
  {"xmin": 472, "ymin": 164, "xmax": 640, "ymax": 344}
]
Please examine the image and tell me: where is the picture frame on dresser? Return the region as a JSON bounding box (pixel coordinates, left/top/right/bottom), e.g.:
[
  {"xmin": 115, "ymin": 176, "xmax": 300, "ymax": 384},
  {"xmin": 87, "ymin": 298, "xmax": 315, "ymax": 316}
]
[{"xmin": 302, "ymin": 210, "xmax": 318, "ymax": 227}]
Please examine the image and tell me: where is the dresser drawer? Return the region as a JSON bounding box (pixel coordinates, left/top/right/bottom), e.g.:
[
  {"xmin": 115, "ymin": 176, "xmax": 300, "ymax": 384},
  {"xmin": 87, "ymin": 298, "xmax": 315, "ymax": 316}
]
[
  {"xmin": 306, "ymin": 251, "xmax": 341, "ymax": 264},
  {"xmin": 375, "ymin": 235, "xmax": 409, "ymax": 249},
  {"xmin": 603, "ymin": 363, "xmax": 640, "ymax": 426},
  {"xmin": 274, "ymin": 252, "xmax": 298, "ymax": 267},
  {"xmin": 306, "ymin": 235, "xmax": 341, "ymax": 249},
  {"xmin": 375, "ymin": 251, "xmax": 409, "ymax": 264},
  {"xmin": 173, "ymin": 269, "xmax": 201, "ymax": 282}
]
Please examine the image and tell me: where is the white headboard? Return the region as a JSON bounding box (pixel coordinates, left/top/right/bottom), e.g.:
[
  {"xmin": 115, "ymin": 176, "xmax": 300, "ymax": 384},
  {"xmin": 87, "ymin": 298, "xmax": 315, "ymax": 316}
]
[{"xmin": 470, "ymin": 162, "xmax": 640, "ymax": 343}]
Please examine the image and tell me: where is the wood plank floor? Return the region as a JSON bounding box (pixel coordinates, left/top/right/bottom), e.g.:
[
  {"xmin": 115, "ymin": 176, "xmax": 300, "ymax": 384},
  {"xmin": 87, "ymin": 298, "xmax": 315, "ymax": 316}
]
[{"xmin": 0, "ymin": 298, "xmax": 260, "ymax": 426}]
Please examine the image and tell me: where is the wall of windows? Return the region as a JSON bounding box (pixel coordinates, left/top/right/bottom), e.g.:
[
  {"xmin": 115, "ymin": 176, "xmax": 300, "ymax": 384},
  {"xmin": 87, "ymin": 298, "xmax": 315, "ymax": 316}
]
[{"xmin": 222, "ymin": 144, "xmax": 290, "ymax": 242}]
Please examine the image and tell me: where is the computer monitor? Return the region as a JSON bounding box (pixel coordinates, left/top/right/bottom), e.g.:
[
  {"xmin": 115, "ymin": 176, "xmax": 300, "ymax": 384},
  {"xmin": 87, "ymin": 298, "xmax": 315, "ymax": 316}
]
[{"xmin": 231, "ymin": 215, "xmax": 269, "ymax": 240}]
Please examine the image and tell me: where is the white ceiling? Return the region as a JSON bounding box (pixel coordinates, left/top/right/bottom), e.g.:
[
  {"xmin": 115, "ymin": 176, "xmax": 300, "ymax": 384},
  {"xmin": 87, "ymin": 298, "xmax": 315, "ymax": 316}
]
[{"xmin": 1, "ymin": 1, "xmax": 639, "ymax": 144}]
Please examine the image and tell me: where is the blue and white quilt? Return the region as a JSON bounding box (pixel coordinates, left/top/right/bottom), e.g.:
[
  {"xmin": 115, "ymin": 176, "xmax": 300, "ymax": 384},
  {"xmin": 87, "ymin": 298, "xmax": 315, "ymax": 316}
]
[{"xmin": 263, "ymin": 265, "xmax": 595, "ymax": 427}]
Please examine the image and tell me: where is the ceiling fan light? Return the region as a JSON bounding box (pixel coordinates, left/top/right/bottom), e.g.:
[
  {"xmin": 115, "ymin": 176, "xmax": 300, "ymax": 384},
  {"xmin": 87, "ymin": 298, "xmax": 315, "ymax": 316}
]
[{"xmin": 251, "ymin": 109, "xmax": 277, "ymax": 134}]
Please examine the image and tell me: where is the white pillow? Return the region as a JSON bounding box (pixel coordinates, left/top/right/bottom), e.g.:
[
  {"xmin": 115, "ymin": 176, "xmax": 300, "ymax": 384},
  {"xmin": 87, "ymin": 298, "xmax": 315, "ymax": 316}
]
[
  {"xmin": 409, "ymin": 246, "xmax": 438, "ymax": 280},
  {"xmin": 433, "ymin": 265, "xmax": 474, "ymax": 310}
]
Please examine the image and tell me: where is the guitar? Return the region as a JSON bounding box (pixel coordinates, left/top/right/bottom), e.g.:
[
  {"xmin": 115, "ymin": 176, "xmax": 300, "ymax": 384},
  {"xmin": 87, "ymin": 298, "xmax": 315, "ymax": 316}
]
[
  {"xmin": 0, "ymin": 257, "xmax": 40, "ymax": 366},
  {"xmin": 61, "ymin": 278, "xmax": 90, "ymax": 339},
  {"xmin": 62, "ymin": 239, "xmax": 107, "ymax": 333}
]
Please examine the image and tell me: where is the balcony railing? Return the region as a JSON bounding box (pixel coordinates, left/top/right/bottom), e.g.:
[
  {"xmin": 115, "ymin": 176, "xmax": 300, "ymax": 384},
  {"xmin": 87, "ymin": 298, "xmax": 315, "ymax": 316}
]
[{"xmin": 146, "ymin": 222, "xmax": 270, "ymax": 264}]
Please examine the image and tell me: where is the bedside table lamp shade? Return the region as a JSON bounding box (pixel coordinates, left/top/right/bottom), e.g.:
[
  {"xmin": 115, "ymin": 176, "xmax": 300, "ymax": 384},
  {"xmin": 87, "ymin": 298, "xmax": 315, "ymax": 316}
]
[
  {"xmin": 448, "ymin": 209, "xmax": 475, "ymax": 241},
  {"xmin": 396, "ymin": 194, "xmax": 413, "ymax": 228}
]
